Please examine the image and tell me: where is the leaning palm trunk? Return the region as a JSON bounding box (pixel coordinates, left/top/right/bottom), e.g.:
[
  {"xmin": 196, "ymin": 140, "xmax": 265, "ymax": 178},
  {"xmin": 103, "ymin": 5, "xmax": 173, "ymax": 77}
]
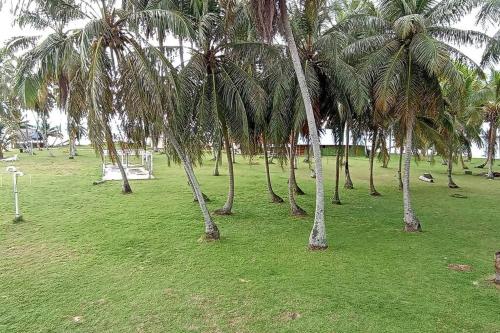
[
  {"xmin": 486, "ymin": 121, "xmax": 496, "ymax": 179},
  {"xmin": 289, "ymin": 132, "xmax": 305, "ymax": 195},
  {"xmin": 476, "ymin": 158, "xmax": 489, "ymax": 169},
  {"xmin": 104, "ymin": 123, "xmax": 132, "ymax": 194},
  {"xmin": 344, "ymin": 120, "xmax": 354, "ymax": 189},
  {"xmin": 165, "ymin": 129, "xmax": 219, "ymax": 239},
  {"xmin": 403, "ymin": 120, "xmax": 421, "ymax": 232},
  {"xmin": 477, "ymin": 127, "xmax": 491, "ymax": 168},
  {"xmin": 187, "ymin": 177, "xmax": 210, "ymax": 203},
  {"xmin": 280, "ymin": 0, "xmax": 326, "ymax": 249},
  {"xmin": 288, "ymin": 134, "xmax": 306, "ymax": 215},
  {"xmin": 332, "ymin": 145, "xmax": 341, "ymax": 205},
  {"xmin": 447, "ymin": 150, "xmax": 459, "ymax": 188},
  {"xmin": 369, "ymin": 128, "xmax": 381, "ymax": 196},
  {"xmin": 215, "ymin": 121, "xmax": 234, "ymax": 215},
  {"xmin": 263, "ymin": 133, "xmax": 283, "ymax": 203}
]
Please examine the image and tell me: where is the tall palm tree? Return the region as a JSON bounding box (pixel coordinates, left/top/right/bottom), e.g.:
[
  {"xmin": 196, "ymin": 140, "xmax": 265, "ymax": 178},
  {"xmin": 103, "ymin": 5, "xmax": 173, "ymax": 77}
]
[
  {"xmin": 251, "ymin": 0, "xmax": 327, "ymax": 249},
  {"xmin": 56, "ymin": 0, "xmax": 191, "ymax": 193},
  {"xmin": 346, "ymin": 0, "xmax": 490, "ymax": 232},
  {"xmin": 180, "ymin": 5, "xmax": 267, "ymax": 215}
]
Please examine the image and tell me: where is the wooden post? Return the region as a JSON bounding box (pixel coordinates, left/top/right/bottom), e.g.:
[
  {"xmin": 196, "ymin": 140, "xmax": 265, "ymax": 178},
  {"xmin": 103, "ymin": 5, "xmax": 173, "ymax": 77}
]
[{"xmin": 495, "ymin": 251, "xmax": 500, "ymax": 284}]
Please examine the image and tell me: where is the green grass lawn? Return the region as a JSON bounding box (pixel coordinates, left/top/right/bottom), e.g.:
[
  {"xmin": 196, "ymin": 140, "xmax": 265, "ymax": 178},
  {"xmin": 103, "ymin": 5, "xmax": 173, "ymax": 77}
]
[{"xmin": 0, "ymin": 147, "xmax": 499, "ymax": 332}]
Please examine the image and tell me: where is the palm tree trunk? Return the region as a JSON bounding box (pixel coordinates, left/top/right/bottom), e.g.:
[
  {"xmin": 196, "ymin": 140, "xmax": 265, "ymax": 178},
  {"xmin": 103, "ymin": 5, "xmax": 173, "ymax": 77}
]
[
  {"xmin": 105, "ymin": 123, "xmax": 132, "ymax": 194},
  {"xmin": 369, "ymin": 128, "xmax": 381, "ymax": 196},
  {"xmin": 344, "ymin": 120, "xmax": 353, "ymax": 189},
  {"xmin": 380, "ymin": 132, "xmax": 390, "ymax": 168},
  {"xmin": 460, "ymin": 154, "xmax": 468, "ymax": 170},
  {"xmin": 280, "ymin": 0, "xmax": 326, "ymax": 249},
  {"xmin": 165, "ymin": 129, "xmax": 219, "ymax": 239},
  {"xmin": 477, "ymin": 127, "xmax": 491, "ymax": 168},
  {"xmin": 289, "ymin": 131, "xmax": 305, "ymax": 195},
  {"xmin": 67, "ymin": 115, "xmax": 75, "ymax": 159},
  {"xmin": 403, "ymin": 120, "xmax": 421, "ymax": 232},
  {"xmin": 487, "ymin": 121, "xmax": 496, "ymax": 179},
  {"xmin": 213, "ymin": 147, "xmax": 221, "ymax": 176},
  {"xmin": 398, "ymin": 146, "xmax": 404, "ymax": 191},
  {"xmin": 263, "ymin": 133, "xmax": 283, "ymax": 203},
  {"xmin": 215, "ymin": 120, "xmax": 234, "ymax": 215},
  {"xmin": 447, "ymin": 150, "xmax": 459, "ymax": 188},
  {"xmin": 0, "ymin": 145, "xmax": 3, "ymax": 159},
  {"xmin": 288, "ymin": 134, "xmax": 306, "ymax": 216},
  {"xmin": 72, "ymin": 137, "xmax": 77, "ymax": 156},
  {"xmin": 332, "ymin": 145, "xmax": 341, "ymax": 205}
]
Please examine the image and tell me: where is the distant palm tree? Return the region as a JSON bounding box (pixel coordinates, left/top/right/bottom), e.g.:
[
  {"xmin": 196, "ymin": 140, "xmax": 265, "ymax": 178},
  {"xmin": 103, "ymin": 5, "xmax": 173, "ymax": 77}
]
[
  {"xmin": 481, "ymin": 70, "xmax": 500, "ymax": 179},
  {"xmin": 0, "ymin": 122, "xmax": 13, "ymax": 159},
  {"xmin": 438, "ymin": 64, "xmax": 484, "ymax": 187},
  {"xmin": 11, "ymin": 0, "xmax": 86, "ymax": 159}
]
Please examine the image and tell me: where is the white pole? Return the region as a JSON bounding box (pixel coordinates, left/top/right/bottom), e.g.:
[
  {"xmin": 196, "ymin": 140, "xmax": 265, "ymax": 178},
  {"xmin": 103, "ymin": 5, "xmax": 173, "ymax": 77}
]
[{"xmin": 13, "ymin": 173, "xmax": 20, "ymax": 221}]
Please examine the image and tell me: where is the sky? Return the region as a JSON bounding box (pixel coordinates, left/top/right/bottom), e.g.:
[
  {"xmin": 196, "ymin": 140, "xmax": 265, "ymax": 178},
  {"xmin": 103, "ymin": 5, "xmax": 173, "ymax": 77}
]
[{"xmin": 0, "ymin": 4, "xmax": 497, "ymax": 144}]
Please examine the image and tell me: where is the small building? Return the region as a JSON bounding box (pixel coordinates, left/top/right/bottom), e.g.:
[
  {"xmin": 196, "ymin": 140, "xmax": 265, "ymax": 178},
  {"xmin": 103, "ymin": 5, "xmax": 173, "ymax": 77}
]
[
  {"xmin": 296, "ymin": 129, "xmax": 366, "ymax": 156},
  {"xmin": 11, "ymin": 129, "xmax": 44, "ymax": 151}
]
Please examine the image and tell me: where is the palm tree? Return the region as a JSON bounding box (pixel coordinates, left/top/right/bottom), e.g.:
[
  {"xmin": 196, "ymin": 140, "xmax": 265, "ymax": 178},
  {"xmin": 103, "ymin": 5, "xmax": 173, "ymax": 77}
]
[
  {"xmin": 347, "ymin": 0, "xmax": 490, "ymax": 231},
  {"xmin": 0, "ymin": 56, "xmax": 19, "ymax": 157},
  {"xmin": 325, "ymin": 103, "xmax": 345, "ymax": 205},
  {"xmin": 251, "ymin": 0, "xmax": 327, "ymax": 249},
  {"xmin": 0, "ymin": 122, "xmax": 14, "ymax": 159},
  {"xmin": 481, "ymin": 70, "xmax": 500, "ymax": 179},
  {"xmin": 11, "ymin": 0, "xmax": 86, "ymax": 160},
  {"xmin": 0, "ymin": 51, "xmax": 31, "ymax": 154},
  {"xmin": 70, "ymin": 0, "xmax": 219, "ymax": 238},
  {"xmin": 439, "ymin": 63, "xmax": 484, "ymax": 187},
  {"xmin": 329, "ymin": 0, "xmax": 377, "ymax": 190},
  {"xmin": 179, "ymin": 5, "xmax": 267, "ymax": 215},
  {"xmin": 265, "ymin": 56, "xmax": 309, "ymax": 213},
  {"xmin": 256, "ymin": 95, "xmax": 285, "ymax": 202}
]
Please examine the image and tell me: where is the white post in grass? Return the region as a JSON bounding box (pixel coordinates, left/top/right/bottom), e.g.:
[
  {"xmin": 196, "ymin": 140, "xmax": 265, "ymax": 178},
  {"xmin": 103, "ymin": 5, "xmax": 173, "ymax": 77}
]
[{"xmin": 6, "ymin": 166, "xmax": 24, "ymax": 222}]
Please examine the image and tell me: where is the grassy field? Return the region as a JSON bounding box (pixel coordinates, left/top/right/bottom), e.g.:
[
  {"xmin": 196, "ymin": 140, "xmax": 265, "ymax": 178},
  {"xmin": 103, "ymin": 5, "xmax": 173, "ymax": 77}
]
[{"xmin": 0, "ymin": 147, "xmax": 499, "ymax": 332}]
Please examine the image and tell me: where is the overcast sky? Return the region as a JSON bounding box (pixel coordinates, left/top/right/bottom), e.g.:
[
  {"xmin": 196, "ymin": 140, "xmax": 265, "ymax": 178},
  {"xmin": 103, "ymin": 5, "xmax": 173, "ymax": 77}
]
[{"xmin": 0, "ymin": 5, "xmax": 497, "ymax": 140}]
